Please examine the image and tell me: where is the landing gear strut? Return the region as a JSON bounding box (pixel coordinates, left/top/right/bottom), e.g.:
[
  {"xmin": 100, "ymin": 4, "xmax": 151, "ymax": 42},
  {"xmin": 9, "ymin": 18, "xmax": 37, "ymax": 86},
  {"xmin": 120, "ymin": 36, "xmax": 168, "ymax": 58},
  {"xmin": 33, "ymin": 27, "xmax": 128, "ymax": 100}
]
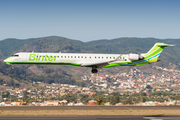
[
  {"xmin": 11, "ymin": 64, "xmax": 14, "ymax": 70},
  {"xmin": 91, "ymin": 68, "xmax": 98, "ymax": 73}
]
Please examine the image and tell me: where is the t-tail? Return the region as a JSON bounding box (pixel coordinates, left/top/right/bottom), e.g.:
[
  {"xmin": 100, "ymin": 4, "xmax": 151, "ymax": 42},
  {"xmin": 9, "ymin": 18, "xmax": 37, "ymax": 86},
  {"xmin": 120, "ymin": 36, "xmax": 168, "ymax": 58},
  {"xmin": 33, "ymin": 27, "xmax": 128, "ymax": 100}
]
[{"xmin": 142, "ymin": 43, "xmax": 174, "ymax": 64}]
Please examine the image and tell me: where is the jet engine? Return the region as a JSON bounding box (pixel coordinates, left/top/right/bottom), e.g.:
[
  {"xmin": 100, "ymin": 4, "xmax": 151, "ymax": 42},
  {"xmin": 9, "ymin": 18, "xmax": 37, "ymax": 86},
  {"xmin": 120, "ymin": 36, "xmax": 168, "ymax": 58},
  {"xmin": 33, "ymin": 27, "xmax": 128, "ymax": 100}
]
[{"xmin": 128, "ymin": 54, "xmax": 144, "ymax": 61}]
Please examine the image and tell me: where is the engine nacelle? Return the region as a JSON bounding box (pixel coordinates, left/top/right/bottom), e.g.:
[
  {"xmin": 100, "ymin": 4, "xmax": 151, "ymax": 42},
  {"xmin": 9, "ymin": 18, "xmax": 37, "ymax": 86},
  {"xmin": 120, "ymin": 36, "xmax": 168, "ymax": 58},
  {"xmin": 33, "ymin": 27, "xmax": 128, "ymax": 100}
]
[{"xmin": 128, "ymin": 54, "xmax": 144, "ymax": 61}]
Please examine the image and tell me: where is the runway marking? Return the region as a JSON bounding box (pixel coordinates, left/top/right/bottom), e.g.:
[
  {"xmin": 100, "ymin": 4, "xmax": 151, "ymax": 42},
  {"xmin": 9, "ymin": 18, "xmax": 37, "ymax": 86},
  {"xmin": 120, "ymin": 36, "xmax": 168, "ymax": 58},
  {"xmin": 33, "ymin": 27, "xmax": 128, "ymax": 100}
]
[{"xmin": 144, "ymin": 117, "xmax": 180, "ymax": 120}]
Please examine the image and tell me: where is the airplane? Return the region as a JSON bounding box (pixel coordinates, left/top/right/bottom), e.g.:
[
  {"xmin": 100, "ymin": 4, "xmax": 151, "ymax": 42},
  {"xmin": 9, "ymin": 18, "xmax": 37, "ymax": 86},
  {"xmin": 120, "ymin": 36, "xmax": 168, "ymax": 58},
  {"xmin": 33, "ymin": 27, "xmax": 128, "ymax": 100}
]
[{"xmin": 4, "ymin": 43, "xmax": 173, "ymax": 73}]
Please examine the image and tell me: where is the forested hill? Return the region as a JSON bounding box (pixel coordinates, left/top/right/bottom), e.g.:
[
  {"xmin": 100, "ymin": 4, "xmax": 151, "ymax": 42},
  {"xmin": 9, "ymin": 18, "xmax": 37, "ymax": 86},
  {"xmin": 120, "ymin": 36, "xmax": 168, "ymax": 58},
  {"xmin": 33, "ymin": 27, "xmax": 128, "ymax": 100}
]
[{"xmin": 0, "ymin": 36, "xmax": 180, "ymax": 66}]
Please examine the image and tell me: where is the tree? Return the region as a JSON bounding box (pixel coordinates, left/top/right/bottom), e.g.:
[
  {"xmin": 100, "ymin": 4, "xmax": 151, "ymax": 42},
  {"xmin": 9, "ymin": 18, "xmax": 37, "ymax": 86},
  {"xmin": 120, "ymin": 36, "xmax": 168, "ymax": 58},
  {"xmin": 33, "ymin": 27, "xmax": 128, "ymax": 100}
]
[
  {"xmin": 96, "ymin": 97, "xmax": 103, "ymax": 105},
  {"xmin": 8, "ymin": 79, "xmax": 14, "ymax": 86},
  {"xmin": 0, "ymin": 78, "xmax": 3, "ymax": 85},
  {"xmin": 4, "ymin": 91, "xmax": 10, "ymax": 98},
  {"xmin": 141, "ymin": 92, "xmax": 147, "ymax": 96},
  {"xmin": 142, "ymin": 97, "xmax": 146, "ymax": 103},
  {"xmin": 110, "ymin": 96, "xmax": 119, "ymax": 105},
  {"xmin": 146, "ymin": 85, "xmax": 152, "ymax": 89},
  {"xmin": 23, "ymin": 91, "xmax": 28, "ymax": 102}
]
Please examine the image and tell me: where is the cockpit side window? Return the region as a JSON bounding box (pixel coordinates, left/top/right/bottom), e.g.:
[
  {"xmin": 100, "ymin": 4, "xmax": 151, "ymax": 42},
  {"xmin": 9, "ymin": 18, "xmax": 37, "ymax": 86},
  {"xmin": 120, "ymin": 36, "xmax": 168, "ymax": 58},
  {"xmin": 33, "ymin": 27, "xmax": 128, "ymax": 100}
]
[{"xmin": 12, "ymin": 55, "xmax": 19, "ymax": 57}]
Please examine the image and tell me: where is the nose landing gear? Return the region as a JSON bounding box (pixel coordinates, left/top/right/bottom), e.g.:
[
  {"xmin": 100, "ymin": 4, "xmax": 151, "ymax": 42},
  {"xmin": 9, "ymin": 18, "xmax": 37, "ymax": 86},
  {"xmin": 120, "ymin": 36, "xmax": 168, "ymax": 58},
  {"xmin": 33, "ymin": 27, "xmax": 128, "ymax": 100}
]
[{"xmin": 11, "ymin": 64, "xmax": 14, "ymax": 70}]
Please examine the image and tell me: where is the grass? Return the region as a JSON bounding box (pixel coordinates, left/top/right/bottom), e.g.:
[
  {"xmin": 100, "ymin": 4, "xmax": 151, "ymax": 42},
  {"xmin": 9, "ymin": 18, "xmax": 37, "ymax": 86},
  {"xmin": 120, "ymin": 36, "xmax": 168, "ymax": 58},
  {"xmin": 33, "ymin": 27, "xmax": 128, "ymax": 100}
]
[{"xmin": 0, "ymin": 110, "xmax": 180, "ymax": 116}]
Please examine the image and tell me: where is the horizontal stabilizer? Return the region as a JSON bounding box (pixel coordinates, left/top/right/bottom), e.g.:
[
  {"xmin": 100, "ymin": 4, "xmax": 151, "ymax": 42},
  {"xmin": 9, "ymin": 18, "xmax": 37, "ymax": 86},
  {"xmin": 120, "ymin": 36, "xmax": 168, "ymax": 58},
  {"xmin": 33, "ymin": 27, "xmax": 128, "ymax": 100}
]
[{"xmin": 157, "ymin": 44, "xmax": 175, "ymax": 47}]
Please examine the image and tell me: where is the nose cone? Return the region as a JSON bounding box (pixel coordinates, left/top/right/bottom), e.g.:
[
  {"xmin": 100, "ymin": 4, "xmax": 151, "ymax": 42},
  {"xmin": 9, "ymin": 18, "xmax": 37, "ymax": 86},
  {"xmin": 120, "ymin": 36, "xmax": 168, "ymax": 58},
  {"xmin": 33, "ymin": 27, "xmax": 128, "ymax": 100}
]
[{"xmin": 4, "ymin": 57, "xmax": 13, "ymax": 65}]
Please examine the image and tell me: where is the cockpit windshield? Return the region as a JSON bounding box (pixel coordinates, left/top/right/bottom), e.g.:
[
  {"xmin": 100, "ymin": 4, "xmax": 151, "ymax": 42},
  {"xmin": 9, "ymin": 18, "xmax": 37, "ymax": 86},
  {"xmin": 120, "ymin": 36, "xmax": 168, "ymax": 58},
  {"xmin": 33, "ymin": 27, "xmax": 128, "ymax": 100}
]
[{"xmin": 12, "ymin": 54, "xmax": 19, "ymax": 57}]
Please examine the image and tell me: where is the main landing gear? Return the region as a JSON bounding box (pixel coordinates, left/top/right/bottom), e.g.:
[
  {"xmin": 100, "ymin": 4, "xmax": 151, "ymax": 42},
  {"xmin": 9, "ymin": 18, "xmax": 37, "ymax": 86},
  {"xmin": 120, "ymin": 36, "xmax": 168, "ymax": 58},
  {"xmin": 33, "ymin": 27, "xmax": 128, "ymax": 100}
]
[{"xmin": 91, "ymin": 68, "xmax": 98, "ymax": 73}]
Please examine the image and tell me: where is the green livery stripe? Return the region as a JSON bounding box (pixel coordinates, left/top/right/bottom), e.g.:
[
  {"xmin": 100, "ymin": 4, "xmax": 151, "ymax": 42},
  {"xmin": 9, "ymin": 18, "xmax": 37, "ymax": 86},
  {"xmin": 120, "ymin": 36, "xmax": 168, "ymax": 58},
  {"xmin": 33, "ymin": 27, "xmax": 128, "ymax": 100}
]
[
  {"xmin": 4, "ymin": 57, "xmax": 13, "ymax": 61},
  {"xmin": 145, "ymin": 47, "xmax": 164, "ymax": 59},
  {"xmin": 144, "ymin": 43, "xmax": 167, "ymax": 58},
  {"xmin": 104, "ymin": 62, "xmax": 131, "ymax": 68},
  {"xmin": 9, "ymin": 62, "xmax": 80, "ymax": 66}
]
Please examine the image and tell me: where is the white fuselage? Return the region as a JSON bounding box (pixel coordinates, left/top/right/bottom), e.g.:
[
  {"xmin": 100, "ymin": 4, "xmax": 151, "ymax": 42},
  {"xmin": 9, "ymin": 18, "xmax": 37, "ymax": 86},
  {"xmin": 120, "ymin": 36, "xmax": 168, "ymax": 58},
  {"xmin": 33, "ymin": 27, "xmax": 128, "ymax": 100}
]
[{"xmin": 10, "ymin": 52, "xmax": 131, "ymax": 64}]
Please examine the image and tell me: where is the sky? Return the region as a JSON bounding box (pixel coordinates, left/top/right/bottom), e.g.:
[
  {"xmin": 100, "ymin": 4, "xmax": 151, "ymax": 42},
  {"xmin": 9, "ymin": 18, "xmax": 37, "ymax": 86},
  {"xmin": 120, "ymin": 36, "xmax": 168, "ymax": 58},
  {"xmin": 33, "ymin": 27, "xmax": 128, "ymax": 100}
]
[{"xmin": 0, "ymin": 0, "xmax": 180, "ymax": 41}]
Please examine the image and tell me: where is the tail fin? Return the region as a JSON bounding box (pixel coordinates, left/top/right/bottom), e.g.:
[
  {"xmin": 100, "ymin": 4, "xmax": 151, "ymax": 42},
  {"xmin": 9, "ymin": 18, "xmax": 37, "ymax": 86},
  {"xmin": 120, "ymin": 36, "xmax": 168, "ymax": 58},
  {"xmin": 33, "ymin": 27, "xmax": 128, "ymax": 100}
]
[{"xmin": 143, "ymin": 43, "xmax": 174, "ymax": 63}]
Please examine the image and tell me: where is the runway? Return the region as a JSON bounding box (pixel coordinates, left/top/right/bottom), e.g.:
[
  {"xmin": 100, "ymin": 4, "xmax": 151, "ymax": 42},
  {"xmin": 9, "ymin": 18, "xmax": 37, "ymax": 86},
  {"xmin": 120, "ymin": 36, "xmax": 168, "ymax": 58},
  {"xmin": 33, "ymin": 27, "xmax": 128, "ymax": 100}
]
[
  {"xmin": 0, "ymin": 106, "xmax": 180, "ymax": 117},
  {"xmin": 0, "ymin": 115, "xmax": 180, "ymax": 120},
  {"xmin": 0, "ymin": 106, "xmax": 180, "ymax": 110}
]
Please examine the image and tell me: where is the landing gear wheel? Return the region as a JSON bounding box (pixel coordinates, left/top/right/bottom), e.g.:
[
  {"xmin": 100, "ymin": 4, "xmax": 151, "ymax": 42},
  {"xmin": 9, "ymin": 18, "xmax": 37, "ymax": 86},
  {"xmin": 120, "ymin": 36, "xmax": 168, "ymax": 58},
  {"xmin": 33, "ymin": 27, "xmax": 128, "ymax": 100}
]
[{"xmin": 91, "ymin": 69, "xmax": 98, "ymax": 73}]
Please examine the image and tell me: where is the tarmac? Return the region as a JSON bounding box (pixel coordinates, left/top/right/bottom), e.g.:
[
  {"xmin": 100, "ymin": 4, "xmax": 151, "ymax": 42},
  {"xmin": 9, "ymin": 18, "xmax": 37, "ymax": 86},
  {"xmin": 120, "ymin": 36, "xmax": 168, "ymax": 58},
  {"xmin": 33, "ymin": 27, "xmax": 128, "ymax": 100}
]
[
  {"xmin": 0, "ymin": 115, "xmax": 180, "ymax": 120},
  {"xmin": 0, "ymin": 106, "xmax": 180, "ymax": 110}
]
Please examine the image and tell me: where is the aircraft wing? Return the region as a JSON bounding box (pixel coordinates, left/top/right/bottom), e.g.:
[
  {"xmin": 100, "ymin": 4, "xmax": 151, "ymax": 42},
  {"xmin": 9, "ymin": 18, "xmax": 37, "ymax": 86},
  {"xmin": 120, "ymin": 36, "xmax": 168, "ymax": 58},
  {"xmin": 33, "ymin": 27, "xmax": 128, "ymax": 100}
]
[
  {"xmin": 81, "ymin": 55, "xmax": 121, "ymax": 68},
  {"xmin": 81, "ymin": 62, "xmax": 109, "ymax": 67}
]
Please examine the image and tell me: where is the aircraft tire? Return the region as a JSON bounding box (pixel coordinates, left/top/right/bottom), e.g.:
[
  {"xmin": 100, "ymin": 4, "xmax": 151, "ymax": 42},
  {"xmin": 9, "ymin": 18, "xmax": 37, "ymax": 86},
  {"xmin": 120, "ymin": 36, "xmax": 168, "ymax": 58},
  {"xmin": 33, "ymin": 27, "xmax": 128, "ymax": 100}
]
[{"xmin": 91, "ymin": 69, "xmax": 98, "ymax": 73}]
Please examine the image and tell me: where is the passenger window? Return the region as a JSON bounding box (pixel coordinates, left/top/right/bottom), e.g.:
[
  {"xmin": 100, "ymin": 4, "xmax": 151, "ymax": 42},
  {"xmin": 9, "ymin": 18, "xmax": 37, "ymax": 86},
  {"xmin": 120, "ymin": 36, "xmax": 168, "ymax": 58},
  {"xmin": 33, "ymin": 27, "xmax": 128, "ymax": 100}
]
[
  {"xmin": 71, "ymin": 56, "xmax": 73, "ymax": 58},
  {"xmin": 89, "ymin": 57, "xmax": 91, "ymax": 59},
  {"xmin": 110, "ymin": 57, "xmax": 111, "ymax": 59},
  {"xmin": 102, "ymin": 57, "xmax": 103, "ymax": 59},
  {"xmin": 61, "ymin": 56, "xmax": 63, "ymax": 58},
  {"xmin": 65, "ymin": 56, "xmax": 66, "ymax": 58},
  {"xmin": 113, "ymin": 57, "xmax": 115, "ymax": 59},
  {"xmin": 81, "ymin": 56, "xmax": 83, "ymax": 58},
  {"xmin": 106, "ymin": 57, "xmax": 108, "ymax": 59},
  {"xmin": 95, "ymin": 57, "xmax": 96, "ymax": 59},
  {"xmin": 75, "ymin": 56, "xmax": 76, "ymax": 58},
  {"xmin": 78, "ymin": 56, "xmax": 80, "ymax": 58}
]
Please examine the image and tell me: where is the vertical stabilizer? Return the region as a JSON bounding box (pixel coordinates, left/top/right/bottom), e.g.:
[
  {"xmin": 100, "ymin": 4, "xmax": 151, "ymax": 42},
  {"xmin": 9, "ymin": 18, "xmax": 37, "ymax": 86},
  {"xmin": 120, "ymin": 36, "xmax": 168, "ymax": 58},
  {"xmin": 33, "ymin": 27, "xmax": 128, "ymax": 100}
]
[{"xmin": 143, "ymin": 43, "xmax": 173, "ymax": 63}]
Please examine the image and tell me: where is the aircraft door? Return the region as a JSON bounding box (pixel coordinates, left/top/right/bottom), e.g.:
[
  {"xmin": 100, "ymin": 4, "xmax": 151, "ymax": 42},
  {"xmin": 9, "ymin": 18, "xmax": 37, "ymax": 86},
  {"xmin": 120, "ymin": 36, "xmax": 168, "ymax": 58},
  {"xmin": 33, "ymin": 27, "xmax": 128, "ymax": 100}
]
[
  {"xmin": 22, "ymin": 53, "xmax": 27, "ymax": 62},
  {"xmin": 18, "ymin": 53, "xmax": 22, "ymax": 61}
]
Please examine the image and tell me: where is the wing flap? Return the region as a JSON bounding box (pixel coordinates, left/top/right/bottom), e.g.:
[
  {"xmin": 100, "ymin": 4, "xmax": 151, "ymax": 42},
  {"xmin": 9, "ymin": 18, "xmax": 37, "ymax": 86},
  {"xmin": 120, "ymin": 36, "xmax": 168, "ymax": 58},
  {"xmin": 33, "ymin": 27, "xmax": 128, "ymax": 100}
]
[{"xmin": 81, "ymin": 62, "xmax": 109, "ymax": 67}]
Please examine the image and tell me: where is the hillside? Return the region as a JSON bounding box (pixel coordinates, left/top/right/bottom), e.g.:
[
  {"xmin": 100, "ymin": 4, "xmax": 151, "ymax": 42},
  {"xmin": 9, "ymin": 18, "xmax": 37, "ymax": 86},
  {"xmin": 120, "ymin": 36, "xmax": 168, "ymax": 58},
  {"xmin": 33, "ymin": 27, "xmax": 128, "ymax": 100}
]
[{"xmin": 0, "ymin": 36, "xmax": 180, "ymax": 87}]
